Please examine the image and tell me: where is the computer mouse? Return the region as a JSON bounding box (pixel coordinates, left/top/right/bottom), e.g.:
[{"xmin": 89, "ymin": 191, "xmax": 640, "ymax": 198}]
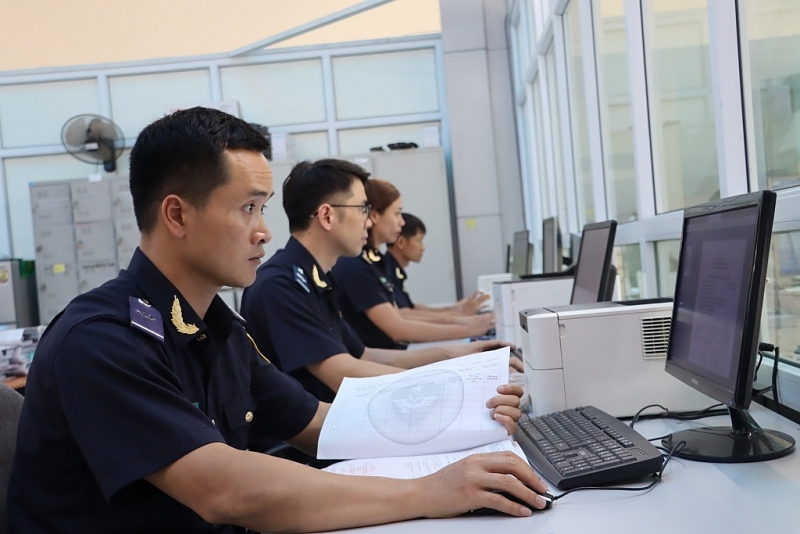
[{"xmin": 466, "ymin": 491, "xmax": 554, "ymax": 516}]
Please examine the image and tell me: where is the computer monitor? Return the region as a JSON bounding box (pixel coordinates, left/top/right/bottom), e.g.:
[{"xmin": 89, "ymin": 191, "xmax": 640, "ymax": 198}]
[
  {"xmin": 662, "ymin": 190, "xmax": 795, "ymax": 463},
  {"xmin": 542, "ymin": 217, "xmax": 563, "ymax": 274},
  {"xmin": 510, "ymin": 230, "xmax": 533, "ymax": 277},
  {"xmin": 569, "ymin": 221, "xmax": 617, "ymax": 305}
]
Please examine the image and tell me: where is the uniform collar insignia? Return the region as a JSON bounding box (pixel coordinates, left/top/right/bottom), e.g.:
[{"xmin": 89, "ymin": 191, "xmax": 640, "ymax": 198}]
[
  {"xmin": 366, "ymin": 249, "xmax": 381, "ymax": 263},
  {"xmin": 395, "ymin": 266, "xmax": 405, "ymax": 280},
  {"xmin": 311, "ymin": 265, "xmax": 329, "ymax": 289},
  {"xmin": 361, "ymin": 250, "xmax": 372, "ymax": 264},
  {"xmin": 171, "ymin": 295, "xmax": 199, "ymax": 335}
]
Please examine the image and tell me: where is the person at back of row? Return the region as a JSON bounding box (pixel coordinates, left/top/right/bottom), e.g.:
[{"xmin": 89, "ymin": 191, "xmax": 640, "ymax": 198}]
[
  {"xmin": 8, "ymin": 108, "xmax": 549, "ymax": 534},
  {"xmin": 332, "ymin": 179, "xmax": 495, "ymax": 349},
  {"xmin": 240, "ymin": 159, "xmax": 508, "ymax": 405},
  {"xmin": 385, "ymin": 212, "xmax": 490, "ymax": 315}
]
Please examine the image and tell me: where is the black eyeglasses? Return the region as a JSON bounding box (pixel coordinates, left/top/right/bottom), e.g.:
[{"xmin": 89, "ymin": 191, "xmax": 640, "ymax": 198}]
[{"xmin": 312, "ymin": 203, "xmax": 371, "ymax": 218}]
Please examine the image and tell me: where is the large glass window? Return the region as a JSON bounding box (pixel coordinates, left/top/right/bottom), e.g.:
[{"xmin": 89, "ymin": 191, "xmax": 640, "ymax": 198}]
[
  {"xmin": 613, "ymin": 243, "xmax": 643, "ymax": 300},
  {"xmin": 654, "ymin": 239, "xmax": 680, "ymax": 297},
  {"xmin": 563, "ymin": 0, "xmax": 595, "ymax": 225},
  {"xmin": 532, "ymin": 78, "xmax": 550, "ymax": 218},
  {"xmin": 742, "ymin": 2, "xmax": 800, "ymax": 192},
  {"xmin": 594, "ymin": 0, "xmax": 637, "ymax": 222},
  {"xmin": 763, "ymin": 229, "xmax": 800, "ymax": 366},
  {"xmin": 546, "ymin": 46, "xmax": 570, "ymax": 230},
  {"xmin": 643, "ymin": 0, "xmax": 719, "ymax": 213}
]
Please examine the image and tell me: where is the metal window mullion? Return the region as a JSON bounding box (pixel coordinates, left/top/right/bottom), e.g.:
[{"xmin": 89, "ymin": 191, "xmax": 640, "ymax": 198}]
[
  {"xmin": 209, "ymin": 64, "xmax": 222, "ymax": 102},
  {"xmin": 625, "ymin": 0, "xmax": 656, "ymax": 221},
  {"xmin": 97, "ymin": 74, "xmax": 111, "ymax": 118},
  {"xmin": 321, "ymin": 53, "xmax": 339, "ymax": 156},
  {"xmin": 553, "ymin": 13, "xmax": 580, "ymax": 235},
  {"xmin": 523, "ymin": 83, "xmax": 542, "ymax": 236},
  {"xmin": 707, "ymin": 0, "xmax": 748, "ymax": 197},
  {"xmin": 0, "ymin": 158, "xmax": 10, "ymax": 257},
  {"xmin": 579, "ymin": 0, "xmax": 607, "ymax": 223},
  {"xmin": 538, "ymin": 49, "xmax": 559, "ymax": 219}
]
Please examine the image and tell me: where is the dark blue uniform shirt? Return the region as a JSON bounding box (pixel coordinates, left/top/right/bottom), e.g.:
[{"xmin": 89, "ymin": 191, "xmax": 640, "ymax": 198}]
[
  {"xmin": 331, "ymin": 247, "xmax": 407, "ymax": 350},
  {"xmin": 8, "ymin": 248, "xmax": 319, "ymax": 534},
  {"xmin": 383, "ymin": 251, "xmax": 414, "ymax": 309},
  {"xmin": 240, "ymin": 237, "xmax": 365, "ymax": 403}
]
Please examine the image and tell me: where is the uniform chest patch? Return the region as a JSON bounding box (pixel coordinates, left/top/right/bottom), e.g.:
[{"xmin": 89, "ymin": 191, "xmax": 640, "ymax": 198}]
[{"xmin": 129, "ymin": 296, "xmax": 164, "ymax": 342}]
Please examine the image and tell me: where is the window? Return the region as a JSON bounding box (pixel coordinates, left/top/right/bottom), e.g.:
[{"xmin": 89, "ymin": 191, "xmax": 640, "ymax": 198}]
[
  {"xmin": 613, "ymin": 243, "xmax": 642, "ymax": 300},
  {"xmin": 763, "ymin": 229, "xmax": 800, "ymax": 366},
  {"xmin": 546, "ymin": 46, "xmax": 570, "ymax": 230},
  {"xmin": 563, "ymin": 0, "xmax": 595, "ymax": 225},
  {"xmin": 654, "ymin": 239, "xmax": 680, "ymax": 298},
  {"xmin": 643, "ymin": 0, "xmax": 719, "ymax": 213},
  {"xmin": 593, "ymin": 0, "xmax": 637, "ymax": 222},
  {"xmin": 742, "ymin": 2, "xmax": 800, "ymax": 192}
]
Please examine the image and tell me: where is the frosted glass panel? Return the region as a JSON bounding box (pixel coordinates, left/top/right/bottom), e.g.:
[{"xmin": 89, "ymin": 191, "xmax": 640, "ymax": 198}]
[
  {"xmin": 109, "ymin": 70, "xmax": 211, "ymax": 140},
  {"xmin": 293, "ymin": 131, "xmax": 329, "ymax": 161},
  {"xmin": 220, "ymin": 60, "xmax": 326, "ymax": 126},
  {"xmin": 338, "ymin": 122, "xmax": 439, "ymax": 156},
  {"xmin": 654, "ymin": 239, "xmax": 680, "ymax": 298},
  {"xmin": 333, "ymin": 49, "xmax": 439, "ymax": 120},
  {"xmin": 0, "ymin": 79, "xmax": 100, "ymax": 148},
  {"xmin": 763, "ymin": 228, "xmax": 800, "ymax": 366},
  {"xmin": 4, "ymin": 154, "xmax": 120, "ymax": 258}
]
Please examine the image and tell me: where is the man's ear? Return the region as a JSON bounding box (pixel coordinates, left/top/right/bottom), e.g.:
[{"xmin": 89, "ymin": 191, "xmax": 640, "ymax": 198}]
[
  {"xmin": 161, "ymin": 194, "xmax": 190, "ymax": 238},
  {"xmin": 394, "ymin": 235, "xmax": 407, "ymax": 250},
  {"xmin": 315, "ymin": 204, "xmax": 335, "ymax": 231}
]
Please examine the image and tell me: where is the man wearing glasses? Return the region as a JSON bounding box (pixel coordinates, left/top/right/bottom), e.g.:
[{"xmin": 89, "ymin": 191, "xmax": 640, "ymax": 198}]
[{"xmin": 240, "ymin": 159, "xmax": 511, "ymax": 406}]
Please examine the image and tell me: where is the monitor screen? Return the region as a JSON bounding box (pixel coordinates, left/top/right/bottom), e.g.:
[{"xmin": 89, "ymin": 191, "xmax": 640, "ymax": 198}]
[
  {"xmin": 542, "ymin": 217, "xmax": 562, "ymax": 274},
  {"xmin": 570, "ymin": 221, "xmax": 617, "ymax": 305},
  {"xmin": 510, "ymin": 230, "xmax": 532, "ymax": 277},
  {"xmin": 662, "ymin": 190, "xmax": 794, "ymax": 463}
]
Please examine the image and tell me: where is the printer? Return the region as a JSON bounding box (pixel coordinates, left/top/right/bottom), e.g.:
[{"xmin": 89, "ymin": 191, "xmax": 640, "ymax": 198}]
[
  {"xmin": 519, "ymin": 299, "xmax": 713, "ymax": 418},
  {"xmin": 493, "ymin": 274, "xmax": 573, "ymax": 346}
]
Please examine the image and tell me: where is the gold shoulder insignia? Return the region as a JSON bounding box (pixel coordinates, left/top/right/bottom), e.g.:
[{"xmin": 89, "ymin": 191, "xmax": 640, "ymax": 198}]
[
  {"xmin": 361, "ymin": 250, "xmax": 372, "ymax": 264},
  {"xmin": 367, "ymin": 249, "xmax": 381, "ymax": 263},
  {"xmin": 171, "ymin": 295, "xmax": 199, "ymax": 335},
  {"xmin": 247, "ymin": 333, "xmax": 271, "ymax": 364},
  {"xmin": 395, "ymin": 267, "xmax": 405, "ymax": 280},
  {"xmin": 312, "ymin": 265, "xmax": 328, "ymax": 289}
]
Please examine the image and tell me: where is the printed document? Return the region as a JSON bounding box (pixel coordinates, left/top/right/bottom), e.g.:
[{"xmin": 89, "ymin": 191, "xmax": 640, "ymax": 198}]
[{"xmin": 318, "ymin": 347, "xmax": 510, "ymax": 459}]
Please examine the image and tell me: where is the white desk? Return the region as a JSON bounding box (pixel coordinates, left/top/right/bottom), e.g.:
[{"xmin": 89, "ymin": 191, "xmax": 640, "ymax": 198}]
[{"xmin": 328, "ymin": 403, "xmax": 800, "ymax": 534}]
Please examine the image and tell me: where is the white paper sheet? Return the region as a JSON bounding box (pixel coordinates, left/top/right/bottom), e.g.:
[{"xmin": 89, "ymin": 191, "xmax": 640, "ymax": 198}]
[
  {"xmin": 318, "ymin": 347, "xmax": 510, "ymax": 459},
  {"xmin": 322, "ymin": 438, "xmax": 525, "ymax": 479}
]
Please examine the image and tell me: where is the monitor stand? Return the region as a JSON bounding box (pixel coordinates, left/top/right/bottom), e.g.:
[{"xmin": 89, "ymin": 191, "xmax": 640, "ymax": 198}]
[{"xmin": 662, "ymin": 407, "xmax": 795, "ymax": 463}]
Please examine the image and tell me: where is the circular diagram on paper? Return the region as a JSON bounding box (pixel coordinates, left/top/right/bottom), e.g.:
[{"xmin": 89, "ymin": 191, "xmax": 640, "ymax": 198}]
[{"xmin": 367, "ymin": 369, "xmax": 464, "ymax": 444}]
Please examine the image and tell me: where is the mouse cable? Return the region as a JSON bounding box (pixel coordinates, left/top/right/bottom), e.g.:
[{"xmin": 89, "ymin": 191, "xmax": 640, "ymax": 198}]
[
  {"xmin": 624, "ymin": 403, "xmax": 726, "ymax": 429},
  {"xmin": 546, "ymin": 441, "xmax": 686, "ymax": 501}
]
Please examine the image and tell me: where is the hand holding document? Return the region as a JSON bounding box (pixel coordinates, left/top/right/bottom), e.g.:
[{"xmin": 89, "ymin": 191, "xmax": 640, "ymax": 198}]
[{"xmin": 318, "ymin": 347, "xmax": 511, "ymax": 460}]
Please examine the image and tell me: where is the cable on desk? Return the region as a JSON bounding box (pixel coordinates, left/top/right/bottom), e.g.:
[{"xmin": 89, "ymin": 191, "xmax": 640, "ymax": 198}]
[
  {"xmin": 624, "ymin": 403, "xmax": 727, "ymax": 430},
  {"xmin": 753, "ymin": 344, "xmax": 782, "ymax": 416},
  {"xmin": 546, "ymin": 440, "xmax": 687, "ymax": 501}
]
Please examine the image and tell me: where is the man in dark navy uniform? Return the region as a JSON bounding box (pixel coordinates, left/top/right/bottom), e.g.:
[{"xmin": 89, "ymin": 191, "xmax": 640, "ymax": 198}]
[
  {"xmin": 8, "ymin": 108, "xmax": 549, "ymax": 533},
  {"xmin": 241, "ymin": 160, "xmax": 508, "ymax": 403},
  {"xmin": 385, "ymin": 212, "xmax": 490, "ymax": 314}
]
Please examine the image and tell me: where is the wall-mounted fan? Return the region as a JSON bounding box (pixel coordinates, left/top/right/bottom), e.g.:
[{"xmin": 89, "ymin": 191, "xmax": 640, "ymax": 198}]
[{"xmin": 61, "ymin": 114, "xmax": 125, "ymax": 172}]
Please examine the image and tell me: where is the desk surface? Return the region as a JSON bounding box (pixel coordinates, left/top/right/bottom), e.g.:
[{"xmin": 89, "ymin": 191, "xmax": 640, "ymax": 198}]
[{"xmin": 327, "ymin": 403, "xmax": 800, "ymax": 534}]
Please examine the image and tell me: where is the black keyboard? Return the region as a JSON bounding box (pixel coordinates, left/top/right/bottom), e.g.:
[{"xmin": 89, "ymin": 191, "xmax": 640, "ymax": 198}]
[{"xmin": 515, "ymin": 406, "xmax": 663, "ymax": 489}]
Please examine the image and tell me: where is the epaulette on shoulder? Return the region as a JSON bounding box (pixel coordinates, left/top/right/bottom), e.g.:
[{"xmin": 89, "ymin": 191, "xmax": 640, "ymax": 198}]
[{"xmin": 129, "ymin": 296, "xmax": 164, "ymax": 342}]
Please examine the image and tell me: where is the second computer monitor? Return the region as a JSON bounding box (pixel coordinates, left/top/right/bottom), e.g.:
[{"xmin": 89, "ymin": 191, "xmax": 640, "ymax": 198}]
[
  {"xmin": 570, "ymin": 220, "xmax": 617, "ymax": 305},
  {"xmin": 510, "ymin": 230, "xmax": 533, "ymax": 277},
  {"xmin": 542, "ymin": 217, "xmax": 562, "ymax": 274}
]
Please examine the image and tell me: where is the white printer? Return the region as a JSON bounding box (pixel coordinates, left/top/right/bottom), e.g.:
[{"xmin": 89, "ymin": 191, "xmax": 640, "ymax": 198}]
[
  {"xmin": 519, "ymin": 299, "xmax": 713, "ymax": 418},
  {"xmin": 493, "ymin": 274, "xmax": 573, "ymax": 346}
]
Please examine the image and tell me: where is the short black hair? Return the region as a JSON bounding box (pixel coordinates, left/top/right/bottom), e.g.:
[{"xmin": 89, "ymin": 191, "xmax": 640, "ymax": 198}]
[
  {"xmin": 388, "ymin": 212, "xmax": 426, "ymax": 248},
  {"xmin": 129, "ymin": 106, "xmax": 270, "ymax": 233},
  {"xmin": 283, "ymin": 159, "xmax": 370, "ymax": 232}
]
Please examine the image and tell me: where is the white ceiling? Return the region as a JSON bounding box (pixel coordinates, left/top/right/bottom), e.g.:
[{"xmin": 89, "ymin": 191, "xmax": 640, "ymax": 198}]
[{"xmin": 0, "ymin": 0, "xmax": 441, "ymax": 73}]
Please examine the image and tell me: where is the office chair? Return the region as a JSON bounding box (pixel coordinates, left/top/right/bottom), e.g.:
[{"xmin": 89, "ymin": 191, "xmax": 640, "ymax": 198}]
[{"xmin": 0, "ymin": 384, "xmax": 23, "ymax": 534}]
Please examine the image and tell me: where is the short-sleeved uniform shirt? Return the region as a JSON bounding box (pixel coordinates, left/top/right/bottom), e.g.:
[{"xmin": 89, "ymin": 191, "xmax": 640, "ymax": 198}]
[
  {"xmin": 8, "ymin": 248, "xmax": 319, "ymax": 534},
  {"xmin": 332, "ymin": 247, "xmax": 407, "ymax": 350},
  {"xmin": 240, "ymin": 237, "xmax": 365, "ymax": 403},
  {"xmin": 383, "ymin": 251, "xmax": 414, "ymax": 309}
]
